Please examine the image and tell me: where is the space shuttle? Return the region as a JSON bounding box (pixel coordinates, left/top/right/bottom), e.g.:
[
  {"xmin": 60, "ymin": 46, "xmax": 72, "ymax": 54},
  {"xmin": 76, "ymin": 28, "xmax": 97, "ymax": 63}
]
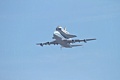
[{"xmin": 55, "ymin": 26, "xmax": 77, "ymax": 39}]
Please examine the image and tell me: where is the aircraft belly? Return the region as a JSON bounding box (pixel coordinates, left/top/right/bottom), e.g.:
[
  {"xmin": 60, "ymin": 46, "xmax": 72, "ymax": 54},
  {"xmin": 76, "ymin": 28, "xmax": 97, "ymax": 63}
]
[
  {"xmin": 59, "ymin": 41, "xmax": 71, "ymax": 48},
  {"xmin": 55, "ymin": 39, "xmax": 71, "ymax": 48}
]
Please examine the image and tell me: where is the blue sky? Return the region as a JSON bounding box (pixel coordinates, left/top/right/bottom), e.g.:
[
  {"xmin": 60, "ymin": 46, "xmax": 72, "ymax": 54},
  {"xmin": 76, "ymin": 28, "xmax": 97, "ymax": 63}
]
[{"xmin": 0, "ymin": 0, "xmax": 120, "ymax": 80}]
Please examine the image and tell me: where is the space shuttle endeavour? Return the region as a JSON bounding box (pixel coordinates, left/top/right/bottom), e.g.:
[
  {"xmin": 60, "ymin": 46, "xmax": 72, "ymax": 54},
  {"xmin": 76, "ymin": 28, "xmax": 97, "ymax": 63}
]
[{"xmin": 55, "ymin": 26, "xmax": 77, "ymax": 39}]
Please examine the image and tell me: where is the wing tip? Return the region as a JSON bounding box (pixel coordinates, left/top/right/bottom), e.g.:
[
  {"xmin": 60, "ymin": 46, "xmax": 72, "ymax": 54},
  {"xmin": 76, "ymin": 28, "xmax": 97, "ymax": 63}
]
[{"xmin": 36, "ymin": 43, "xmax": 43, "ymax": 46}]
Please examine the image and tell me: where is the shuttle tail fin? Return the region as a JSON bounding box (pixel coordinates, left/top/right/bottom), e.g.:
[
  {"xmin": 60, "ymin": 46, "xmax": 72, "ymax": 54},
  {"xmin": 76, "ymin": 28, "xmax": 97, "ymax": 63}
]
[{"xmin": 64, "ymin": 27, "xmax": 66, "ymax": 31}]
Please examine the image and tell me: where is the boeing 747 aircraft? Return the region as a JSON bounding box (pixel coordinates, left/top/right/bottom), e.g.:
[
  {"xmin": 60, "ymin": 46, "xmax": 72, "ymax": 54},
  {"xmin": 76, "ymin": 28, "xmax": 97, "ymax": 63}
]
[{"xmin": 36, "ymin": 27, "xmax": 96, "ymax": 48}]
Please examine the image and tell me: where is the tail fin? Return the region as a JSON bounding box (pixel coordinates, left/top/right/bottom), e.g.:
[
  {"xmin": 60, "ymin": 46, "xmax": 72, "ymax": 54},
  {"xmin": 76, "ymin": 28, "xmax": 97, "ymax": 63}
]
[{"xmin": 64, "ymin": 27, "xmax": 66, "ymax": 31}]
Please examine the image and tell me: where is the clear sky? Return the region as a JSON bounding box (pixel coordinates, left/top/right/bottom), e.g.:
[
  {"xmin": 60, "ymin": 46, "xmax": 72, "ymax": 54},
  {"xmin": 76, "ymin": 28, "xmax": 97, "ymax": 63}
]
[{"xmin": 0, "ymin": 0, "xmax": 120, "ymax": 80}]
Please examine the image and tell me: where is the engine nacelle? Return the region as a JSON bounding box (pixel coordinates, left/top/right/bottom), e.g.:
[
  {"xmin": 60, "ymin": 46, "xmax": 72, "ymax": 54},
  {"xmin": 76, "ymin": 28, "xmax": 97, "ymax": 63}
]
[{"xmin": 72, "ymin": 40, "xmax": 75, "ymax": 43}]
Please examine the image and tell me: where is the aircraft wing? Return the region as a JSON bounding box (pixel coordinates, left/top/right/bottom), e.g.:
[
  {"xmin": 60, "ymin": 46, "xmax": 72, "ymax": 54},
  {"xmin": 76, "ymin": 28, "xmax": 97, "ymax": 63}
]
[
  {"xmin": 63, "ymin": 38, "xmax": 96, "ymax": 43},
  {"xmin": 36, "ymin": 40, "xmax": 58, "ymax": 46}
]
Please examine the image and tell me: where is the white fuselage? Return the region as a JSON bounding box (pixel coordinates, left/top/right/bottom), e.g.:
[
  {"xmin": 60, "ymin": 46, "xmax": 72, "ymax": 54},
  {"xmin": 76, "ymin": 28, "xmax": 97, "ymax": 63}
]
[{"xmin": 53, "ymin": 31, "xmax": 72, "ymax": 48}]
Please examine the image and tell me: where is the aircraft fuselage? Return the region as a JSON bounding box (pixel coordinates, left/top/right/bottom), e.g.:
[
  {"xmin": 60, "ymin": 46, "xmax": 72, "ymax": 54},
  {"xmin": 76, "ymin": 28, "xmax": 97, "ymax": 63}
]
[{"xmin": 53, "ymin": 31, "xmax": 72, "ymax": 48}]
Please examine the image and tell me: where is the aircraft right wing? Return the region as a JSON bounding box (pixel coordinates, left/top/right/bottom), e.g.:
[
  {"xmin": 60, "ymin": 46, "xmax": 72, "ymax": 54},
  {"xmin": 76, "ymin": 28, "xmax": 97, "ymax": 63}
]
[
  {"xmin": 63, "ymin": 38, "xmax": 96, "ymax": 43},
  {"xmin": 36, "ymin": 40, "xmax": 58, "ymax": 46}
]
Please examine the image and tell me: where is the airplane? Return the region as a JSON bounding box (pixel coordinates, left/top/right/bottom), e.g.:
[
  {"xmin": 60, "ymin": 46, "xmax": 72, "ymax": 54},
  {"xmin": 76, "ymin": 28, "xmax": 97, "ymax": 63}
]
[
  {"xmin": 36, "ymin": 30, "xmax": 96, "ymax": 48},
  {"xmin": 55, "ymin": 26, "xmax": 77, "ymax": 39}
]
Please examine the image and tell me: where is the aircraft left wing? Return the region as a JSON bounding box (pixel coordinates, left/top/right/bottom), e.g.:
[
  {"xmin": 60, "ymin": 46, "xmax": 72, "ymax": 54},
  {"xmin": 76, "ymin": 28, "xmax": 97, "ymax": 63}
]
[
  {"xmin": 36, "ymin": 40, "xmax": 58, "ymax": 46},
  {"xmin": 63, "ymin": 38, "xmax": 96, "ymax": 43}
]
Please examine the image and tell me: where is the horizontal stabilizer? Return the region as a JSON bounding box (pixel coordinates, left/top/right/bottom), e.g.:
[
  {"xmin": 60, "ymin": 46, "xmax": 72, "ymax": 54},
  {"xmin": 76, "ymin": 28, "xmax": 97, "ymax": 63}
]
[{"xmin": 71, "ymin": 44, "xmax": 82, "ymax": 47}]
